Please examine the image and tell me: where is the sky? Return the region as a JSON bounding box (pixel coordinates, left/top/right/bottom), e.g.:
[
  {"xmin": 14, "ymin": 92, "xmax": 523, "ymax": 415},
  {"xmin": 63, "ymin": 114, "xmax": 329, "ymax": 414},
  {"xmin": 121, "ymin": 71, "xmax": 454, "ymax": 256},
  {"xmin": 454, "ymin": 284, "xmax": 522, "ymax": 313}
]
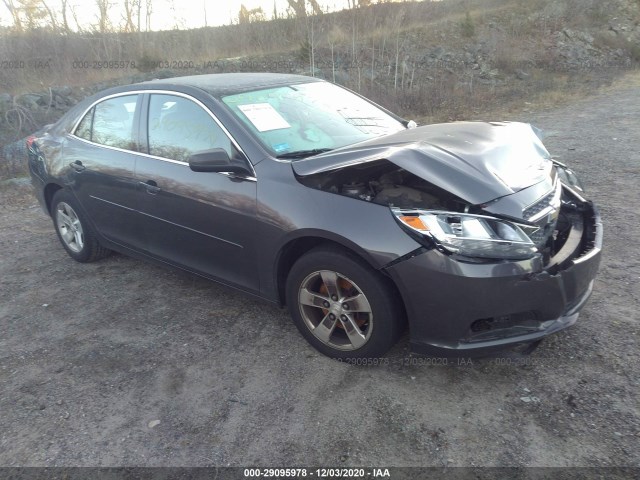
[{"xmin": 0, "ymin": 0, "xmax": 356, "ymax": 31}]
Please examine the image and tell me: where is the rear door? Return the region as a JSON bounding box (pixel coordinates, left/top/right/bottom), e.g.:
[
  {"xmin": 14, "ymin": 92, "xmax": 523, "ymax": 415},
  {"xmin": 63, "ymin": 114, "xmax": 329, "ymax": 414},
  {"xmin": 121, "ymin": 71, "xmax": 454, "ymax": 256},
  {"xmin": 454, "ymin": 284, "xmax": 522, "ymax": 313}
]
[
  {"xmin": 134, "ymin": 92, "xmax": 259, "ymax": 291},
  {"xmin": 65, "ymin": 93, "xmax": 145, "ymax": 250}
]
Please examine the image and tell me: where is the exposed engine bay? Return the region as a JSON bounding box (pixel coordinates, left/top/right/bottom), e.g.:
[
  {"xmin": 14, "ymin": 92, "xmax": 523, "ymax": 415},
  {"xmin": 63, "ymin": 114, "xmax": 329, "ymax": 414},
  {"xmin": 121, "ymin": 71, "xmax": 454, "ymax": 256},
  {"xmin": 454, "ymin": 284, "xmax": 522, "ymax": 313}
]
[
  {"xmin": 295, "ymin": 158, "xmax": 597, "ymax": 269},
  {"xmin": 296, "ymin": 159, "xmax": 468, "ymax": 212}
]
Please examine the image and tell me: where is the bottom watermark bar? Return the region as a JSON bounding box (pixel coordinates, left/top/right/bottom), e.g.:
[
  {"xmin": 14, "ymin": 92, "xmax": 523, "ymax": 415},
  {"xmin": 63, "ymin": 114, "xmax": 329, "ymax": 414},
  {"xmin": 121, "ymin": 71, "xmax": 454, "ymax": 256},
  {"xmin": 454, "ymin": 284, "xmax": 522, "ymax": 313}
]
[{"xmin": 0, "ymin": 467, "xmax": 637, "ymax": 480}]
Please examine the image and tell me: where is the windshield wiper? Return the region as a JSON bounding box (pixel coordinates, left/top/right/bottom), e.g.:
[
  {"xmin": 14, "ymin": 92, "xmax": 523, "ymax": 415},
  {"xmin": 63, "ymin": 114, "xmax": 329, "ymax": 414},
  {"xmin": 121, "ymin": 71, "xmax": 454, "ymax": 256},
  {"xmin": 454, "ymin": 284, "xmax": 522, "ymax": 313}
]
[{"xmin": 276, "ymin": 148, "xmax": 333, "ymax": 159}]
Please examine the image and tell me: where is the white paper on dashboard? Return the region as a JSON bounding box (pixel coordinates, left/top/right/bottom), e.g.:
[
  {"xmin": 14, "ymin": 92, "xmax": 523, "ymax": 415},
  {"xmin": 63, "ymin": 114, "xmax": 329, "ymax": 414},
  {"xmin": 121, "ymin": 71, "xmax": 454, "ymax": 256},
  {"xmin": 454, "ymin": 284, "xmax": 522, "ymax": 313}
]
[{"xmin": 237, "ymin": 103, "xmax": 291, "ymax": 132}]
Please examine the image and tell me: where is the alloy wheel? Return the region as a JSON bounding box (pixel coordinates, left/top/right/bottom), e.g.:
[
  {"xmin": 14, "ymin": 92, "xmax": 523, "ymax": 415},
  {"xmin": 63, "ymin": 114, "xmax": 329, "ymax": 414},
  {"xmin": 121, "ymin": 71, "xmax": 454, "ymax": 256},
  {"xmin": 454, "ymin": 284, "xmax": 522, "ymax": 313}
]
[
  {"xmin": 55, "ymin": 202, "xmax": 84, "ymax": 253},
  {"xmin": 298, "ymin": 270, "xmax": 373, "ymax": 351}
]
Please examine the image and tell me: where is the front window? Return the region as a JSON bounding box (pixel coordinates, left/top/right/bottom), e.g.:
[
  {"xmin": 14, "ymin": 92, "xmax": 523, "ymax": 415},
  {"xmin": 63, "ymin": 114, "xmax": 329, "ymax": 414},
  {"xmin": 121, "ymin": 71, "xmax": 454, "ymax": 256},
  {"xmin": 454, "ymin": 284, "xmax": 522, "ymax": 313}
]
[
  {"xmin": 222, "ymin": 82, "xmax": 405, "ymax": 158},
  {"xmin": 148, "ymin": 94, "xmax": 232, "ymax": 162}
]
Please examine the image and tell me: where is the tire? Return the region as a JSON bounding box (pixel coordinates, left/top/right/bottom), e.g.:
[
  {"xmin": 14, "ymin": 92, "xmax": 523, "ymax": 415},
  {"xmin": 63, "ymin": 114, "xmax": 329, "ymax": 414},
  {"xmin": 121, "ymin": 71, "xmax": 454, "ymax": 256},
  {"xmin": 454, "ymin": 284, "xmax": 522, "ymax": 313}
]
[
  {"xmin": 51, "ymin": 189, "xmax": 111, "ymax": 263},
  {"xmin": 286, "ymin": 246, "xmax": 405, "ymax": 360}
]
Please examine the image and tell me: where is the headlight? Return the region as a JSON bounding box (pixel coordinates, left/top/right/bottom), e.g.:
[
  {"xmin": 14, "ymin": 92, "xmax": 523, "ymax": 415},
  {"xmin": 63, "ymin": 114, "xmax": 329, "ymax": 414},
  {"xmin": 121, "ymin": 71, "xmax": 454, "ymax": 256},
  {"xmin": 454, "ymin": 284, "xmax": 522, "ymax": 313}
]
[{"xmin": 391, "ymin": 208, "xmax": 538, "ymax": 260}]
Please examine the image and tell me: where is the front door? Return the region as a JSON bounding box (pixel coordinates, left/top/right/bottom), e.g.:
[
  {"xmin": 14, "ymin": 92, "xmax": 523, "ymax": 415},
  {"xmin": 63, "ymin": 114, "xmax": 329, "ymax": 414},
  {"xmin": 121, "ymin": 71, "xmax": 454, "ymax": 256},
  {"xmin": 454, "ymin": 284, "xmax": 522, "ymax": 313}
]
[{"xmin": 135, "ymin": 93, "xmax": 259, "ymax": 291}]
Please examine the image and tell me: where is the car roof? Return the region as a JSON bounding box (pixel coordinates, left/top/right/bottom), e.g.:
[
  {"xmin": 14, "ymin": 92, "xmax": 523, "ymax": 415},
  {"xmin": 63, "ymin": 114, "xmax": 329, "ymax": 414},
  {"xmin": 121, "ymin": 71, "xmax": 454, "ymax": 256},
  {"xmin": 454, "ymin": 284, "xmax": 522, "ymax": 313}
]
[
  {"xmin": 137, "ymin": 73, "xmax": 323, "ymax": 97},
  {"xmin": 52, "ymin": 73, "xmax": 326, "ymax": 135}
]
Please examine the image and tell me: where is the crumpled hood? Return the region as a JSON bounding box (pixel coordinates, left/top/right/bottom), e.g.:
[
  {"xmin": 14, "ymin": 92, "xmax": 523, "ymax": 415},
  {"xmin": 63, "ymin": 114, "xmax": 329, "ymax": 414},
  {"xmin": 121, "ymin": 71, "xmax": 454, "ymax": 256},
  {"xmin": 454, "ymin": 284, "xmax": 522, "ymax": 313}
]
[{"xmin": 292, "ymin": 121, "xmax": 554, "ymax": 205}]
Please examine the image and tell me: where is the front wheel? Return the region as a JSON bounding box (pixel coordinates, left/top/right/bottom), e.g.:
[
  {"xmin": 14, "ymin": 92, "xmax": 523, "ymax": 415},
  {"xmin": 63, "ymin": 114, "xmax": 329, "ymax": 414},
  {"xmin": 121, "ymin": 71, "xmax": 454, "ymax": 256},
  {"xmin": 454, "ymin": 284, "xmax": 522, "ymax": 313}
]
[
  {"xmin": 286, "ymin": 247, "xmax": 405, "ymax": 360},
  {"xmin": 51, "ymin": 190, "xmax": 110, "ymax": 262}
]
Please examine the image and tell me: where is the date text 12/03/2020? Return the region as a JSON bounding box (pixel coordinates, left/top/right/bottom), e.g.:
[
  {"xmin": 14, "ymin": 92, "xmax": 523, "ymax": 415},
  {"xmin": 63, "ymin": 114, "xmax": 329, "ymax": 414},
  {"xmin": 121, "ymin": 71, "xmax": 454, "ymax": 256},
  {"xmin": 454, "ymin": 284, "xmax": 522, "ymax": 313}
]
[{"xmin": 243, "ymin": 468, "xmax": 391, "ymax": 477}]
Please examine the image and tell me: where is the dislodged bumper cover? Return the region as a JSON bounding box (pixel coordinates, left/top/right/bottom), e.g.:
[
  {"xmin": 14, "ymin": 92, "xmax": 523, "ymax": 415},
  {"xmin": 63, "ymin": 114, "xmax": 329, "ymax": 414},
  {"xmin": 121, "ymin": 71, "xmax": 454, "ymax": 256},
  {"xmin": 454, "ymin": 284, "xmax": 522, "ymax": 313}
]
[{"xmin": 384, "ymin": 203, "xmax": 603, "ymax": 356}]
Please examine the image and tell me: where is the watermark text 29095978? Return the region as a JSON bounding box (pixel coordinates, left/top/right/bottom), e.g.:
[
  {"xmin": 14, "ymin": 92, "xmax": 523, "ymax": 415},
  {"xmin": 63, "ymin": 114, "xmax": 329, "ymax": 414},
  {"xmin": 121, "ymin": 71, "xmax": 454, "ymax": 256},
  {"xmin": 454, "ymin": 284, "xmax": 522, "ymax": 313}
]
[{"xmin": 71, "ymin": 60, "xmax": 137, "ymax": 70}]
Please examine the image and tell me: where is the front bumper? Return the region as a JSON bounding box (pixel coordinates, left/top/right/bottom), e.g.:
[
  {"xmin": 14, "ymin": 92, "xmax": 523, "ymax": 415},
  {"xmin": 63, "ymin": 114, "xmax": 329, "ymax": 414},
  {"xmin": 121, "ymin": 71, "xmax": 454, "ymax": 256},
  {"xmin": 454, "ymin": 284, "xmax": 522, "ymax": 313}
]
[{"xmin": 385, "ymin": 203, "xmax": 602, "ymax": 357}]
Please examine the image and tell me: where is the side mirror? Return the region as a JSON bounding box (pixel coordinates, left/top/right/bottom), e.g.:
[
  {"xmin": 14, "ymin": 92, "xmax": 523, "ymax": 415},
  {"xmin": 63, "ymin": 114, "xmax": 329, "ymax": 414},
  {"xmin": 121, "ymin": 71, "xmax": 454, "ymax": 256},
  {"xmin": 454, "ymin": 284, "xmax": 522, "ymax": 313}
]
[{"xmin": 188, "ymin": 148, "xmax": 252, "ymax": 175}]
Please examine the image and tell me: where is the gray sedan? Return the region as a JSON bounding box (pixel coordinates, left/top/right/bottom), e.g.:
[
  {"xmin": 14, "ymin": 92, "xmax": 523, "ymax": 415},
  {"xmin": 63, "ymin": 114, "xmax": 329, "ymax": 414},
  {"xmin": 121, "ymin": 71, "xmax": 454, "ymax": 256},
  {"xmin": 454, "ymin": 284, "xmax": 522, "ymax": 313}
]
[{"xmin": 27, "ymin": 73, "xmax": 602, "ymax": 359}]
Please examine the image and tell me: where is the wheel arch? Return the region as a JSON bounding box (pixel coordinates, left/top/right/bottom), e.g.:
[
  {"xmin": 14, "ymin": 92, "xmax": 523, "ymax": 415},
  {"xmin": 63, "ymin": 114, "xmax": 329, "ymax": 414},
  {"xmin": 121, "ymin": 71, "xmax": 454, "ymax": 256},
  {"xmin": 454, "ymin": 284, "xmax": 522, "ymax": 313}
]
[
  {"xmin": 273, "ymin": 232, "xmax": 404, "ymax": 309},
  {"xmin": 43, "ymin": 182, "xmax": 64, "ymax": 215}
]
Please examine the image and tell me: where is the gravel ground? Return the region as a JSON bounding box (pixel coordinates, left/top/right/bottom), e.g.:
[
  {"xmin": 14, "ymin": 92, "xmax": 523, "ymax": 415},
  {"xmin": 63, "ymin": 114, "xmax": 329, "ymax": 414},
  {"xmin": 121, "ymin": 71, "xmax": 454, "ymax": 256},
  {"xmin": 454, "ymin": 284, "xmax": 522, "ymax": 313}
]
[{"xmin": 0, "ymin": 74, "xmax": 638, "ymax": 469}]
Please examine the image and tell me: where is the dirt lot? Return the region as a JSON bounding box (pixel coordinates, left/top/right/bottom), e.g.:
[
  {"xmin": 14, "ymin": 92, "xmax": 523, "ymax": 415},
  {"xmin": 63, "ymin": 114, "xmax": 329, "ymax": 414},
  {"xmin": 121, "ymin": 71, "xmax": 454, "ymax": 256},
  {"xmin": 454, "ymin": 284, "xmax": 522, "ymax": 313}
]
[{"xmin": 0, "ymin": 74, "xmax": 638, "ymax": 469}]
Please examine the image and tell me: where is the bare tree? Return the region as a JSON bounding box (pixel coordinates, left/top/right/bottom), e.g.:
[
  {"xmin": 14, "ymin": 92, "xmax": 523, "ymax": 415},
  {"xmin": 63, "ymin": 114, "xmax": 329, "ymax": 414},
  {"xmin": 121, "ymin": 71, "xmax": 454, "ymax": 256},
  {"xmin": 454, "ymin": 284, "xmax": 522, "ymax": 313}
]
[
  {"xmin": 238, "ymin": 4, "xmax": 265, "ymax": 24},
  {"xmin": 167, "ymin": 0, "xmax": 184, "ymax": 29},
  {"xmin": 285, "ymin": 0, "xmax": 323, "ymax": 16},
  {"xmin": 287, "ymin": 0, "xmax": 306, "ymax": 18},
  {"xmin": 122, "ymin": 0, "xmax": 136, "ymax": 32},
  {"xmin": 59, "ymin": 0, "xmax": 70, "ymax": 32},
  {"xmin": 328, "ymin": 26, "xmax": 346, "ymax": 83},
  {"xmin": 251, "ymin": 7, "xmax": 265, "ymax": 22},
  {"xmin": 144, "ymin": 0, "xmax": 152, "ymax": 31},
  {"xmin": 68, "ymin": 1, "xmax": 82, "ymax": 32},
  {"xmin": 136, "ymin": 0, "xmax": 142, "ymax": 32},
  {"xmin": 238, "ymin": 4, "xmax": 249, "ymax": 23},
  {"xmin": 308, "ymin": 15, "xmax": 315, "ymax": 75},
  {"xmin": 2, "ymin": 0, "xmax": 23, "ymax": 31},
  {"xmin": 345, "ymin": 0, "xmax": 370, "ymax": 9},
  {"xmin": 307, "ymin": 0, "xmax": 322, "ymax": 15},
  {"xmin": 38, "ymin": 0, "xmax": 57, "ymax": 30},
  {"xmin": 203, "ymin": 0, "xmax": 207, "ymax": 27},
  {"xmin": 393, "ymin": 14, "xmax": 404, "ymax": 90},
  {"xmin": 20, "ymin": 0, "xmax": 49, "ymax": 29},
  {"xmin": 95, "ymin": 0, "xmax": 110, "ymax": 32}
]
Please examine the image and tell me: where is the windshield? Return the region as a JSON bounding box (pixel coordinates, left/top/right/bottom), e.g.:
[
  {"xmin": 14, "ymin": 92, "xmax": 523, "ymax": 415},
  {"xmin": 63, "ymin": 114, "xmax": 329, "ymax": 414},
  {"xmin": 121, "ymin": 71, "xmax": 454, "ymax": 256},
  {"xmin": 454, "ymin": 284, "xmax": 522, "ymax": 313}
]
[{"xmin": 222, "ymin": 82, "xmax": 406, "ymax": 159}]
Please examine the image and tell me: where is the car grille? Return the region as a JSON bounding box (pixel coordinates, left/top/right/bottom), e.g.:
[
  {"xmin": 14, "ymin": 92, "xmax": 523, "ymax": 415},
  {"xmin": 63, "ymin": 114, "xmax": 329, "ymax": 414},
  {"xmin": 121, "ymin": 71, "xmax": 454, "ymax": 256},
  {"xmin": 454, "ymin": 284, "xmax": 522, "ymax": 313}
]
[
  {"xmin": 523, "ymin": 188, "xmax": 556, "ymax": 220},
  {"xmin": 523, "ymin": 182, "xmax": 562, "ymax": 247}
]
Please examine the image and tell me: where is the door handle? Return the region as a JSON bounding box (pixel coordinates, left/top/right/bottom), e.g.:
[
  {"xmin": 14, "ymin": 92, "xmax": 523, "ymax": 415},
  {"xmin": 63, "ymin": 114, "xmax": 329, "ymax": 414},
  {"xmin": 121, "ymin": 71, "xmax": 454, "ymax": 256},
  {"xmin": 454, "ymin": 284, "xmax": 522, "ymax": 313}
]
[
  {"xmin": 69, "ymin": 161, "xmax": 85, "ymax": 172},
  {"xmin": 140, "ymin": 180, "xmax": 161, "ymax": 194}
]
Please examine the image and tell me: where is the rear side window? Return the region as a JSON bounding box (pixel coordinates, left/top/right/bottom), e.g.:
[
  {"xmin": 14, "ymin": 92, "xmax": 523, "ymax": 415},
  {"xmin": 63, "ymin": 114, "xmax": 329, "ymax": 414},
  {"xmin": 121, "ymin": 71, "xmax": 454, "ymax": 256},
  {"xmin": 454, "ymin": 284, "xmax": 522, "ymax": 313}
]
[
  {"xmin": 74, "ymin": 94, "xmax": 139, "ymax": 150},
  {"xmin": 147, "ymin": 94, "xmax": 231, "ymax": 162}
]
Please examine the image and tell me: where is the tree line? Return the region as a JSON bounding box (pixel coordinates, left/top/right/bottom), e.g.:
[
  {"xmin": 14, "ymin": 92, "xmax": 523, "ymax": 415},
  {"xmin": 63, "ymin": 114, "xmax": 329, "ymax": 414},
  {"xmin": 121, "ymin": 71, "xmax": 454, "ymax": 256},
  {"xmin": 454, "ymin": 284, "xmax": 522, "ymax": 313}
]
[{"xmin": 1, "ymin": 0, "xmax": 390, "ymax": 32}]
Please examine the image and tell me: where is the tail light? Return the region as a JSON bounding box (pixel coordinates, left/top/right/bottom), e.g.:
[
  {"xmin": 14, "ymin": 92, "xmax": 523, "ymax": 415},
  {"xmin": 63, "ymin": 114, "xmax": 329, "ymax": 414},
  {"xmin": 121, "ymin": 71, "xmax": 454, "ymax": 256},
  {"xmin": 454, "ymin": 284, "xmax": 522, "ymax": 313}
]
[{"xmin": 26, "ymin": 135, "xmax": 36, "ymax": 151}]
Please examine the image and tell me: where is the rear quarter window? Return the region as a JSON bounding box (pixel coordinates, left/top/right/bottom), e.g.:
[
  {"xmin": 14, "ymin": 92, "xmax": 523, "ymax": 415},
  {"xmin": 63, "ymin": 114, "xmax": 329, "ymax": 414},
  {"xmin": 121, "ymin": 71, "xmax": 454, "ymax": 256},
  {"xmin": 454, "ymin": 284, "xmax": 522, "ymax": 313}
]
[{"xmin": 74, "ymin": 108, "xmax": 93, "ymax": 141}]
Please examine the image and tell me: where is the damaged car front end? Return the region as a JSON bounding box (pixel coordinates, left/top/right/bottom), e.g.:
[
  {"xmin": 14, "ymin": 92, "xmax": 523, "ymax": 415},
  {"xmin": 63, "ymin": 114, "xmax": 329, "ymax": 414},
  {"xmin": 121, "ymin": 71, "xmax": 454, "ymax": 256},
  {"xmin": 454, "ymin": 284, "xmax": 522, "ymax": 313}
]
[{"xmin": 293, "ymin": 121, "xmax": 602, "ymax": 356}]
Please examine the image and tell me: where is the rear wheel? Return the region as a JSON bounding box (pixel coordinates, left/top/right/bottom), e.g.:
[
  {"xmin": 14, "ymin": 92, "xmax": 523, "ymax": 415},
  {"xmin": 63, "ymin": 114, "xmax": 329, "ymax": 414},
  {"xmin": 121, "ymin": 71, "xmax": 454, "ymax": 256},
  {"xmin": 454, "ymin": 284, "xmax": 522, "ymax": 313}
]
[
  {"xmin": 286, "ymin": 247, "xmax": 404, "ymax": 360},
  {"xmin": 51, "ymin": 190, "xmax": 110, "ymax": 262}
]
